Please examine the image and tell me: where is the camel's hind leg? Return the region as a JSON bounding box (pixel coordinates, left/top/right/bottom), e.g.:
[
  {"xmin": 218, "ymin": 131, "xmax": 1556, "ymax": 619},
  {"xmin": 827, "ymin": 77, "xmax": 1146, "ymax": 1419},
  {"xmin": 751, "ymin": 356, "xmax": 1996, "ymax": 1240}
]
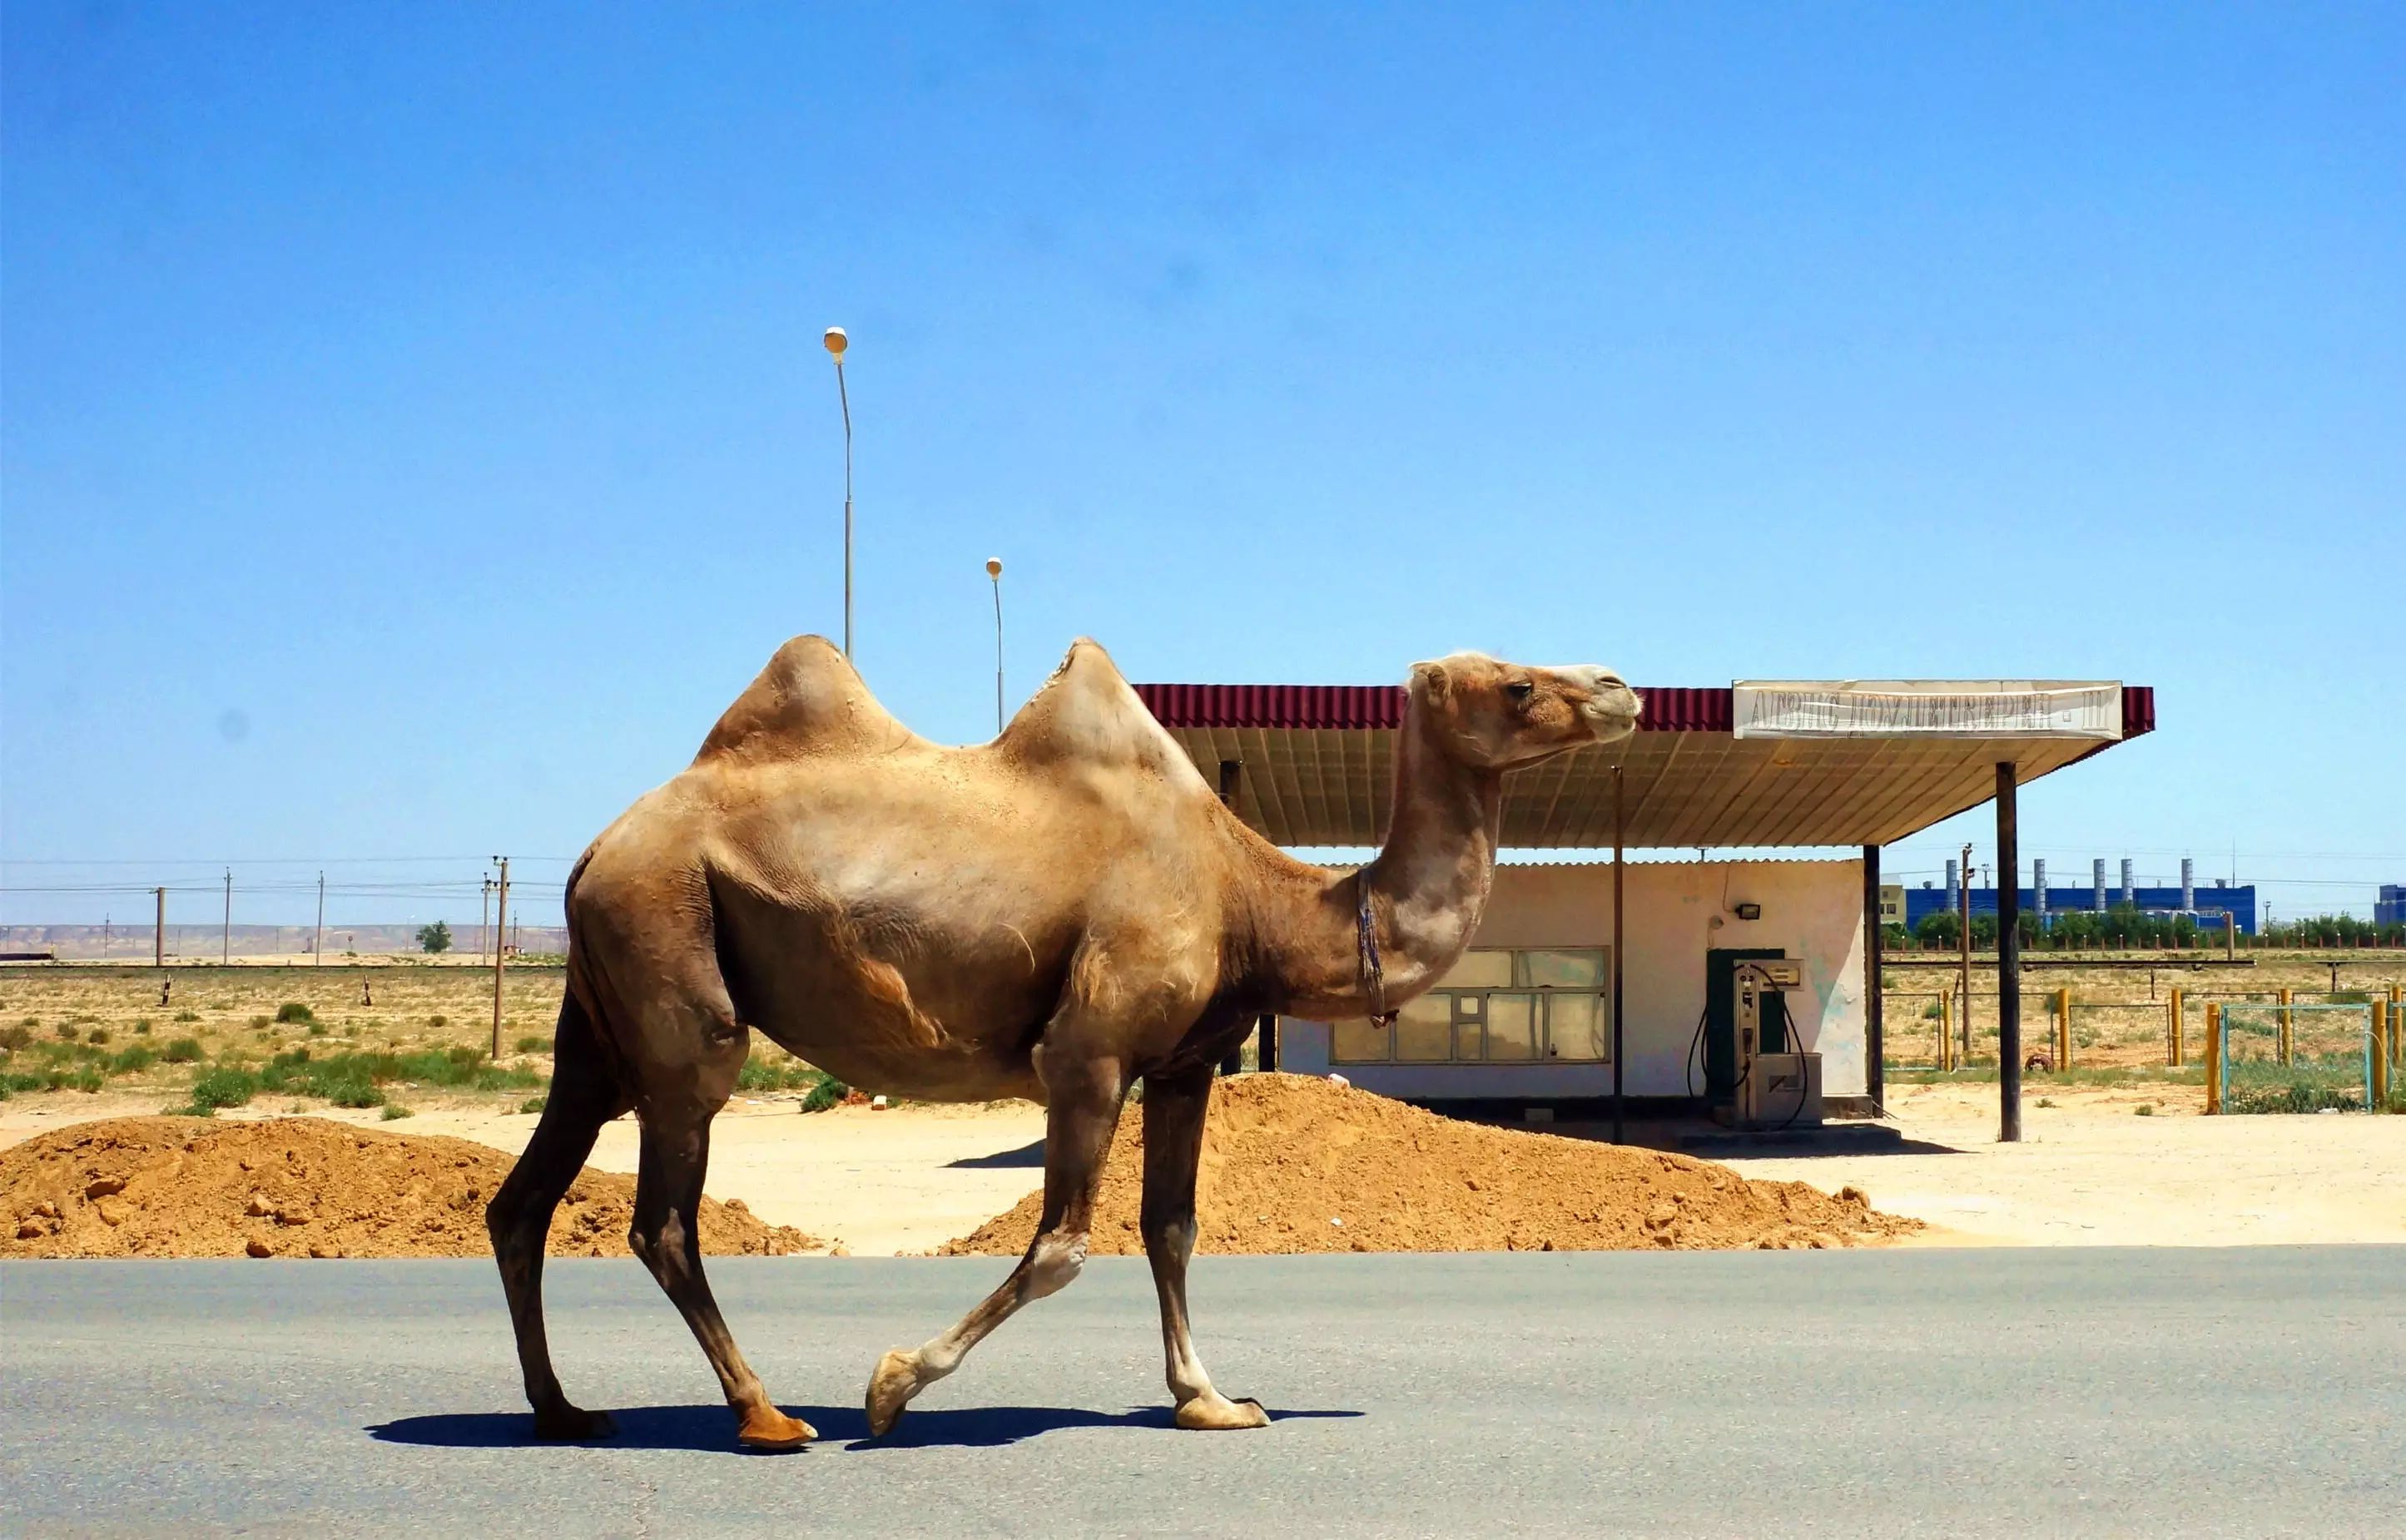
[
  {"xmin": 1140, "ymin": 1064, "xmax": 1267, "ymax": 1429},
  {"xmin": 866, "ymin": 1045, "xmax": 1128, "ymax": 1435},
  {"xmin": 627, "ymin": 1060, "xmax": 816, "ymax": 1452},
  {"xmin": 486, "ymin": 993, "xmax": 628, "ymax": 1440}
]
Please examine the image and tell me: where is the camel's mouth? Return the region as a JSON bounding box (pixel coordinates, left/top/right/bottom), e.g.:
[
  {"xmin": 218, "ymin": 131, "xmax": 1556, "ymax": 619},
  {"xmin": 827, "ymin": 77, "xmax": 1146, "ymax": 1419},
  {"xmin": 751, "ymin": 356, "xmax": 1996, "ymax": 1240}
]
[{"xmin": 1580, "ymin": 689, "xmax": 1643, "ymax": 743}]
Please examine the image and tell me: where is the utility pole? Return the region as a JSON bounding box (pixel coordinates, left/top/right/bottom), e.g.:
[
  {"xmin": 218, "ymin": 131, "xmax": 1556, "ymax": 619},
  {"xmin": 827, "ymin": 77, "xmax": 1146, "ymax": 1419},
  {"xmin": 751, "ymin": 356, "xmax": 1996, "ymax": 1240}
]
[
  {"xmin": 314, "ymin": 871, "xmax": 325, "ymax": 966},
  {"xmin": 1958, "ymin": 842, "xmax": 1973, "ymax": 1060},
  {"xmin": 222, "ymin": 868, "xmax": 232, "ymax": 965},
  {"xmin": 102, "ymin": 914, "xmax": 110, "ymax": 959},
  {"xmin": 490, "ymin": 856, "xmax": 509, "ymax": 1059},
  {"xmin": 825, "ymin": 326, "xmax": 854, "ymax": 658},
  {"xmin": 154, "ymin": 887, "xmax": 166, "ymax": 968},
  {"xmin": 480, "ymin": 877, "xmax": 494, "ymax": 964},
  {"xmin": 986, "ymin": 557, "xmax": 1005, "ymax": 733}
]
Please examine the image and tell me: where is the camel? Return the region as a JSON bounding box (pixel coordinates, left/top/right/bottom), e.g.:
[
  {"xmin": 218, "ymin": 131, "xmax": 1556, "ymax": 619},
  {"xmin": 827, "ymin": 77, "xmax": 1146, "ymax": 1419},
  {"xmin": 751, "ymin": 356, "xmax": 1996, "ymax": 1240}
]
[{"xmin": 487, "ymin": 636, "xmax": 1639, "ymax": 1448}]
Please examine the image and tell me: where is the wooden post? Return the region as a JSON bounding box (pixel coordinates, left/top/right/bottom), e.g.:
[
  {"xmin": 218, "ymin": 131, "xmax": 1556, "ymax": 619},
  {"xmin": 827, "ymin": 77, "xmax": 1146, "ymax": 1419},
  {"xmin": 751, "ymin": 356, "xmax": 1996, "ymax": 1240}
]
[
  {"xmin": 2205, "ymin": 1003, "xmax": 2223, "ymax": 1112},
  {"xmin": 2278, "ymin": 987, "xmax": 2293, "ymax": 1066},
  {"xmin": 2055, "ymin": 987, "xmax": 2071, "ymax": 1071},
  {"xmin": 2169, "ymin": 987, "xmax": 2185, "ymax": 1067},
  {"xmin": 1996, "ymin": 764, "xmax": 2022, "ymax": 1142},
  {"xmin": 489, "ymin": 856, "xmax": 509, "ymax": 1061},
  {"xmin": 1938, "ymin": 992, "xmax": 1952, "ymax": 1071}
]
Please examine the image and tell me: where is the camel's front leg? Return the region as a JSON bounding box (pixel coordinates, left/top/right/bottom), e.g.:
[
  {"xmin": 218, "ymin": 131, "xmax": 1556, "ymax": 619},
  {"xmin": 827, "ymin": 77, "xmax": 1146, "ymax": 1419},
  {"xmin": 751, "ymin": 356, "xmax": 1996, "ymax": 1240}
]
[
  {"xmin": 865, "ymin": 1049, "xmax": 1127, "ymax": 1436},
  {"xmin": 1140, "ymin": 1064, "xmax": 1268, "ymax": 1430}
]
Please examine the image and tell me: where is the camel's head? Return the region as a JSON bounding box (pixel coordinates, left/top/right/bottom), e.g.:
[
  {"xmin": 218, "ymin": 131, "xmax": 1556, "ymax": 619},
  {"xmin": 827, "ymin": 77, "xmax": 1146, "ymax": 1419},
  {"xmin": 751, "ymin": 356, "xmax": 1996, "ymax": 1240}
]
[{"xmin": 1408, "ymin": 653, "xmax": 1642, "ymax": 771}]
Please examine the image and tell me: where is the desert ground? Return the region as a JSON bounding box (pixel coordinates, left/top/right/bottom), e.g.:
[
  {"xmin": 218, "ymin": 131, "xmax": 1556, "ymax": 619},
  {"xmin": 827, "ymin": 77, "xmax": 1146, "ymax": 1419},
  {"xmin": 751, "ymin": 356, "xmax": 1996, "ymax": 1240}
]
[{"xmin": 2, "ymin": 958, "xmax": 2399, "ymax": 1254}]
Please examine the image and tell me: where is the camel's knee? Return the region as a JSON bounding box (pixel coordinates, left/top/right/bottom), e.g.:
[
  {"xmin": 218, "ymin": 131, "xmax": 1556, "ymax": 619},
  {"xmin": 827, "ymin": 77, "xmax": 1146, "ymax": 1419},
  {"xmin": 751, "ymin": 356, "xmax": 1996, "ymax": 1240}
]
[
  {"xmin": 1024, "ymin": 1231, "xmax": 1087, "ymax": 1301},
  {"xmin": 628, "ymin": 1211, "xmax": 697, "ymax": 1284}
]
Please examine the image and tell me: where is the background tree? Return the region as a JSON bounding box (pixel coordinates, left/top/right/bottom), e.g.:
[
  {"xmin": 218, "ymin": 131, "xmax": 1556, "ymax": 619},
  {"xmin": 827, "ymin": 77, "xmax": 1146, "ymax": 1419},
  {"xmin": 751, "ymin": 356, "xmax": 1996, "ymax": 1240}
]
[{"xmin": 415, "ymin": 920, "xmax": 453, "ymax": 954}]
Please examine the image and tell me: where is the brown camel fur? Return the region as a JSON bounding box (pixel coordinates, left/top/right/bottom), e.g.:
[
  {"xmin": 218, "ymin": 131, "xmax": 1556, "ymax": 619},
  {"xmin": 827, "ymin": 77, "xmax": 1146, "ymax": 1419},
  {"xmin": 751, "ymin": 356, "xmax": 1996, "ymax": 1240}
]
[{"xmin": 487, "ymin": 636, "xmax": 1639, "ymax": 1448}]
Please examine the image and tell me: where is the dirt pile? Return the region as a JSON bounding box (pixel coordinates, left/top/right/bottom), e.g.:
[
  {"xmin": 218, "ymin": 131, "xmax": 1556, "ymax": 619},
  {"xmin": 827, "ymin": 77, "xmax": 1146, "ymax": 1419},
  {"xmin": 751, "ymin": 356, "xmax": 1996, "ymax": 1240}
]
[
  {"xmin": 945, "ymin": 1075, "xmax": 1919, "ymax": 1255},
  {"xmin": 1, "ymin": 1117, "xmax": 824, "ymax": 1260}
]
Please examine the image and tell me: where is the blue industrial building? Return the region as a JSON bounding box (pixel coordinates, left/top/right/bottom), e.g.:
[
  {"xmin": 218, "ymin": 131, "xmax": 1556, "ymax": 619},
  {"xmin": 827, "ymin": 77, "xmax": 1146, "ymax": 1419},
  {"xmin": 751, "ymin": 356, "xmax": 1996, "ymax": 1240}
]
[
  {"xmin": 1902, "ymin": 881, "xmax": 2256, "ymax": 934},
  {"xmin": 2379, "ymin": 885, "xmax": 2406, "ymax": 928}
]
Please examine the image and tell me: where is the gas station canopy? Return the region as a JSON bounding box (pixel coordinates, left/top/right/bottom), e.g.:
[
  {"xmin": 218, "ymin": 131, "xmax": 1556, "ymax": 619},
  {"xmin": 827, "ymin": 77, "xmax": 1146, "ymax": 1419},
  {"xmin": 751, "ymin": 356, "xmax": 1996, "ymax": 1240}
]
[{"xmin": 1134, "ymin": 680, "xmax": 2155, "ymax": 849}]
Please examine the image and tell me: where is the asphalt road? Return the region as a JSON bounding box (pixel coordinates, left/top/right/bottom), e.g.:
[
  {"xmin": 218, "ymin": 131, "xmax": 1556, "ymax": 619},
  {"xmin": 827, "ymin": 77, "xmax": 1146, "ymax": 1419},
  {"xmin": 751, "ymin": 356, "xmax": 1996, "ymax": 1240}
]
[{"xmin": 3, "ymin": 1249, "xmax": 2401, "ymax": 1538}]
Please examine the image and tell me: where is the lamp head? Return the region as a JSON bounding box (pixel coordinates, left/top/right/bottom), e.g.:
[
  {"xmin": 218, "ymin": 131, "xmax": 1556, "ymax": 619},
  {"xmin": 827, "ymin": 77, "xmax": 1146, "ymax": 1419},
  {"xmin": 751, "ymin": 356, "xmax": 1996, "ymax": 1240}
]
[
  {"xmin": 985, "ymin": 557, "xmax": 1003, "ymax": 579},
  {"xmin": 823, "ymin": 326, "xmax": 848, "ymax": 359}
]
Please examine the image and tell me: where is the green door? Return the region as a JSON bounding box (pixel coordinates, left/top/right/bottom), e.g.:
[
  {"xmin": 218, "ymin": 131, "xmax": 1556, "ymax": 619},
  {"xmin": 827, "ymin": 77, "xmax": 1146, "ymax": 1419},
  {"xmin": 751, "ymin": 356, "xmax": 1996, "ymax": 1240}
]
[{"xmin": 1703, "ymin": 948, "xmax": 1791, "ymax": 1102}]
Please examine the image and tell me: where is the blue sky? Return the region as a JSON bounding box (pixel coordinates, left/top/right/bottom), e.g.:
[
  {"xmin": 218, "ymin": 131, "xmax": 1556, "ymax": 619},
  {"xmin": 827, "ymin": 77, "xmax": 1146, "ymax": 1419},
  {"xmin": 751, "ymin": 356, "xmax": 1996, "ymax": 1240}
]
[{"xmin": 5, "ymin": 3, "xmax": 2401, "ymax": 933}]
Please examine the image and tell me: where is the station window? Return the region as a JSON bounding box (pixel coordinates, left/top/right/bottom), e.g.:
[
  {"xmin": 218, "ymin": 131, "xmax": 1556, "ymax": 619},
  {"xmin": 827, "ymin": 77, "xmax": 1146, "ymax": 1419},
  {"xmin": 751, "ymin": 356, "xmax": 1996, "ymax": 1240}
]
[{"xmin": 1330, "ymin": 948, "xmax": 1611, "ymax": 1065}]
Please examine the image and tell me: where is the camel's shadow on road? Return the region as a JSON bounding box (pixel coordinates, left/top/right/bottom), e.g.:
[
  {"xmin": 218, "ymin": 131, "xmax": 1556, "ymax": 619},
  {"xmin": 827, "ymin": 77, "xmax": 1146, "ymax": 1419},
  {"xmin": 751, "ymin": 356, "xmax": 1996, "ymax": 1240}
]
[{"xmin": 370, "ymin": 1404, "xmax": 1362, "ymax": 1453}]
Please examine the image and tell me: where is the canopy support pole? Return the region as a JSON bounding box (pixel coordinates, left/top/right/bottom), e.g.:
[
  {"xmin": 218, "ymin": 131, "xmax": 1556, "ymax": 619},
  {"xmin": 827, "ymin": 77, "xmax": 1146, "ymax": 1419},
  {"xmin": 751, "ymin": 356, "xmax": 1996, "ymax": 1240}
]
[
  {"xmin": 1997, "ymin": 762, "xmax": 2023, "ymax": 1142},
  {"xmin": 1611, "ymin": 764, "xmax": 1626, "ymax": 1146}
]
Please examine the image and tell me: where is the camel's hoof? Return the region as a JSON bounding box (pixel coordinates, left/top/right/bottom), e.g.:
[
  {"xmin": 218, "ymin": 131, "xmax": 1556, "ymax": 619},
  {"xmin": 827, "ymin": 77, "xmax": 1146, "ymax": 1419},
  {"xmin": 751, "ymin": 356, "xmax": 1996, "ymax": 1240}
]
[
  {"xmin": 737, "ymin": 1404, "xmax": 816, "ymax": 1451},
  {"xmin": 1174, "ymin": 1394, "xmax": 1271, "ymax": 1431},
  {"xmin": 865, "ymin": 1348, "xmax": 920, "ymax": 1437},
  {"xmin": 533, "ymin": 1404, "xmax": 616, "ymax": 1442}
]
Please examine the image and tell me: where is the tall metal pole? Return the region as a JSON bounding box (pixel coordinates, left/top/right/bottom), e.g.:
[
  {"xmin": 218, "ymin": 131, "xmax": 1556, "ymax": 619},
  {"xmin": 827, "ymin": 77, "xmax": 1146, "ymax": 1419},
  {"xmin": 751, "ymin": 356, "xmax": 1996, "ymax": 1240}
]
[
  {"xmin": 490, "ymin": 856, "xmax": 509, "ymax": 1060},
  {"xmin": 154, "ymin": 887, "xmax": 166, "ymax": 968},
  {"xmin": 986, "ymin": 557, "xmax": 1005, "ymax": 733},
  {"xmin": 480, "ymin": 878, "xmax": 493, "ymax": 964},
  {"xmin": 222, "ymin": 868, "xmax": 232, "ymax": 964},
  {"xmin": 314, "ymin": 871, "xmax": 325, "ymax": 966},
  {"xmin": 1610, "ymin": 765, "xmax": 1627, "ymax": 1146},
  {"xmin": 825, "ymin": 327, "xmax": 853, "ymax": 659},
  {"xmin": 1996, "ymin": 763, "xmax": 2023, "ymax": 1141}
]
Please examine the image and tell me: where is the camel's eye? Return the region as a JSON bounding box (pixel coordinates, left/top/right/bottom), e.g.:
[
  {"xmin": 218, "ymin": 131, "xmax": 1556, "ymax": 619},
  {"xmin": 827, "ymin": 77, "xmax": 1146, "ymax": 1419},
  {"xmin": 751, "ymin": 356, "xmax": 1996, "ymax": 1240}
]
[{"xmin": 1505, "ymin": 681, "xmax": 1535, "ymax": 705}]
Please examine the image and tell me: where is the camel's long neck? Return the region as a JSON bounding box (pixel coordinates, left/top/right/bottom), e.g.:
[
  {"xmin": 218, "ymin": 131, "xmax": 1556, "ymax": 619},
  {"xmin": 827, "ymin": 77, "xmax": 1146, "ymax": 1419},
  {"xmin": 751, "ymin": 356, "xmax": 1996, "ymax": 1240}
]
[{"xmin": 1254, "ymin": 701, "xmax": 1501, "ymax": 1019}]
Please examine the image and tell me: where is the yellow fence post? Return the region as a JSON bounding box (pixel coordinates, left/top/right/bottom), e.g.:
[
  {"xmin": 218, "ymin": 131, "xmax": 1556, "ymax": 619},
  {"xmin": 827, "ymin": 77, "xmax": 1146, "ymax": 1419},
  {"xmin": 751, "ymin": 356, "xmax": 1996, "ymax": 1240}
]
[
  {"xmin": 2205, "ymin": 1003, "xmax": 2222, "ymax": 1114},
  {"xmin": 2170, "ymin": 987, "xmax": 2185, "ymax": 1067},
  {"xmin": 2279, "ymin": 987, "xmax": 2294, "ymax": 1066},
  {"xmin": 2373, "ymin": 999, "xmax": 2389, "ymax": 1112},
  {"xmin": 2056, "ymin": 987, "xmax": 2071, "ymax": 1070}
]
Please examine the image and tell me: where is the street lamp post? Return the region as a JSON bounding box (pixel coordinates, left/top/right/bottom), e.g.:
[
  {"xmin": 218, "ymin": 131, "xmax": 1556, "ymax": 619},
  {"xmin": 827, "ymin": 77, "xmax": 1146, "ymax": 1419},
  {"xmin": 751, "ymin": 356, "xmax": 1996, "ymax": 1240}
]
[
  {"xmin": 825, "ymin": 326, "xmax": 853, "ymax": 659},
  {"xmin": 985, "ymin": 557, "xmax": 1005, "ymax": 734}
]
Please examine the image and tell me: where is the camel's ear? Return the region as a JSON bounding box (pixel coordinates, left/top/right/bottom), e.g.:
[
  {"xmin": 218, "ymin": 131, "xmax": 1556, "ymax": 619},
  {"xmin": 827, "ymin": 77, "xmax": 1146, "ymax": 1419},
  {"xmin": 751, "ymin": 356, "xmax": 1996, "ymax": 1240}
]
[{"xmin": 1410, "ymin": 661, "xmax": 1452, "ymax": 706}]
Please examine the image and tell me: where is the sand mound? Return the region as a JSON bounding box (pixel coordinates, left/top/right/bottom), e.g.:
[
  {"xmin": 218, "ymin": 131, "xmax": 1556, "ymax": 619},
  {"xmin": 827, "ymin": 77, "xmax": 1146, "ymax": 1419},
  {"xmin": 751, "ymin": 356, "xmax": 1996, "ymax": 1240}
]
[
  {"xmin": 945, "ymin": 1075, "xmax": 1918, "ymax": 1255},
  {"xmin": 2, "ymin": 1117, "xmax": 823, "ymax": 1260}
]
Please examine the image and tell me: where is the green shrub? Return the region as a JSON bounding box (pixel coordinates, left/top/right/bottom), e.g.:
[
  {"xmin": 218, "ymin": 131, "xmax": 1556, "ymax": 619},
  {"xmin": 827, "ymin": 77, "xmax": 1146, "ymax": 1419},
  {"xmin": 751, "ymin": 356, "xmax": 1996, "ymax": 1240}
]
[
  {"xmin": 189, "ymin": 1066, "xmax": 260, "ymax": 1109},
  {"xmin": 519, "ymin": 1096, "xmax": 548, "ymax": 1115},
  {"xmin": 514, "ymin": 1035, "xmax": 548, "ymax": 1054},
  {"xmin": 380, "ymin": 1104, "xmax": 414, "ymax": 1121},
  {"xmin": 161, "ymin": 1037, "xmax": 205, "ymax": 1064},
  {"xmin": 53, "ymin": 1023, "xmax": 77, "ymax": 1040},
  {"xmin": 427, "ymin": 1014, "xmax": 449, "ymax": 1028},
  {"xmin": 2135, "ymin": 1103, "xmax": 2155, "ymax": 1116},
  {"xmin": 132, "ymin": 1019, "xmax": 152, "ymax": 1036},
  {"xmin": 107, "ymin": 1045, "xmax": 157, "ymax": 1075},
  {"xmin": 87, "ymin": 1028, "xmax": 111, "ymax": 1046},
  {"xmin": 275, "ymin": 1002, "xmax": 315, "ymax": 1024},
  {"xmin": 798, "ymin": 1074, "xmax": 849, "ymax": 1114},
  {"xmin": 62, "ymin": 1067, "xmax": 103, "ymax": 1093},
  {"xmin": 4, "ymin": 1072, "xmax": 46, "ymax": 1093},
  {"xmin": 173, "ymin": 1009, "xmax": 200, "ymax": 1023},
  {"xmin": 308, "ymin": 1023, "xmax": 328, "ymax": 1037},
  {"xmin": 0, "ymin": 1023, "xmax": 31, "ymax": 1052},
  {"xmin": 165, "ymin": 1103, "xmax": 216, "ymax": 1118}
]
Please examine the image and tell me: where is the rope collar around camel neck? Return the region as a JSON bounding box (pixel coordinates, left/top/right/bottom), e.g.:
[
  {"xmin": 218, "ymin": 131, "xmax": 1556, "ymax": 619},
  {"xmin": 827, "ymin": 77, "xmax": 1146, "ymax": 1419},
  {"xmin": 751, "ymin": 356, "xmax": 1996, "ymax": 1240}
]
[{"xmin": 1356, "ymin": 871, "xmax": 1396, "ymax": 1029}]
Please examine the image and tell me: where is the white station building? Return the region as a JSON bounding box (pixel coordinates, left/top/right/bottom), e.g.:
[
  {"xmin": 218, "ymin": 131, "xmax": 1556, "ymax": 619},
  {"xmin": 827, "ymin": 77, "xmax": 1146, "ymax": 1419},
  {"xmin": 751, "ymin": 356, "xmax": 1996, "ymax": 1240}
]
[{"xmin": 1134, "ymin": 677, "xmax": 2155, "ymax": 1122}]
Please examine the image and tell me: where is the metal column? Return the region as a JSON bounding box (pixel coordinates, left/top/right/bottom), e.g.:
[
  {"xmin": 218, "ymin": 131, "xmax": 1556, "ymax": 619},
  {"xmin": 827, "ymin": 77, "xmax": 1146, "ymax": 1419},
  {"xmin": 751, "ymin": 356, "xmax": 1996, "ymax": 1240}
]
[
  {"xmin": 1996, "ymin": 763, "xmax": 2023, "ymax": 1142},
  {"xmin": 1610, "ymin": 765, "xmax": 1626, "ymax": 1145},
  {"xmin": 1864, "ymin": 844, "xmax": 1885, "ymax": 1115}
]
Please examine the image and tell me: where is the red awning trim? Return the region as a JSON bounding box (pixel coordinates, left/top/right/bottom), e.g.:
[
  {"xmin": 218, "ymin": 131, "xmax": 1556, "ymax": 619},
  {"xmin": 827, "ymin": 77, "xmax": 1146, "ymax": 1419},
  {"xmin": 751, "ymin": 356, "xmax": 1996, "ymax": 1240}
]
[{"xmin": 1134, "ymin": 682, "xmax": 2155, "ymax": 740}]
